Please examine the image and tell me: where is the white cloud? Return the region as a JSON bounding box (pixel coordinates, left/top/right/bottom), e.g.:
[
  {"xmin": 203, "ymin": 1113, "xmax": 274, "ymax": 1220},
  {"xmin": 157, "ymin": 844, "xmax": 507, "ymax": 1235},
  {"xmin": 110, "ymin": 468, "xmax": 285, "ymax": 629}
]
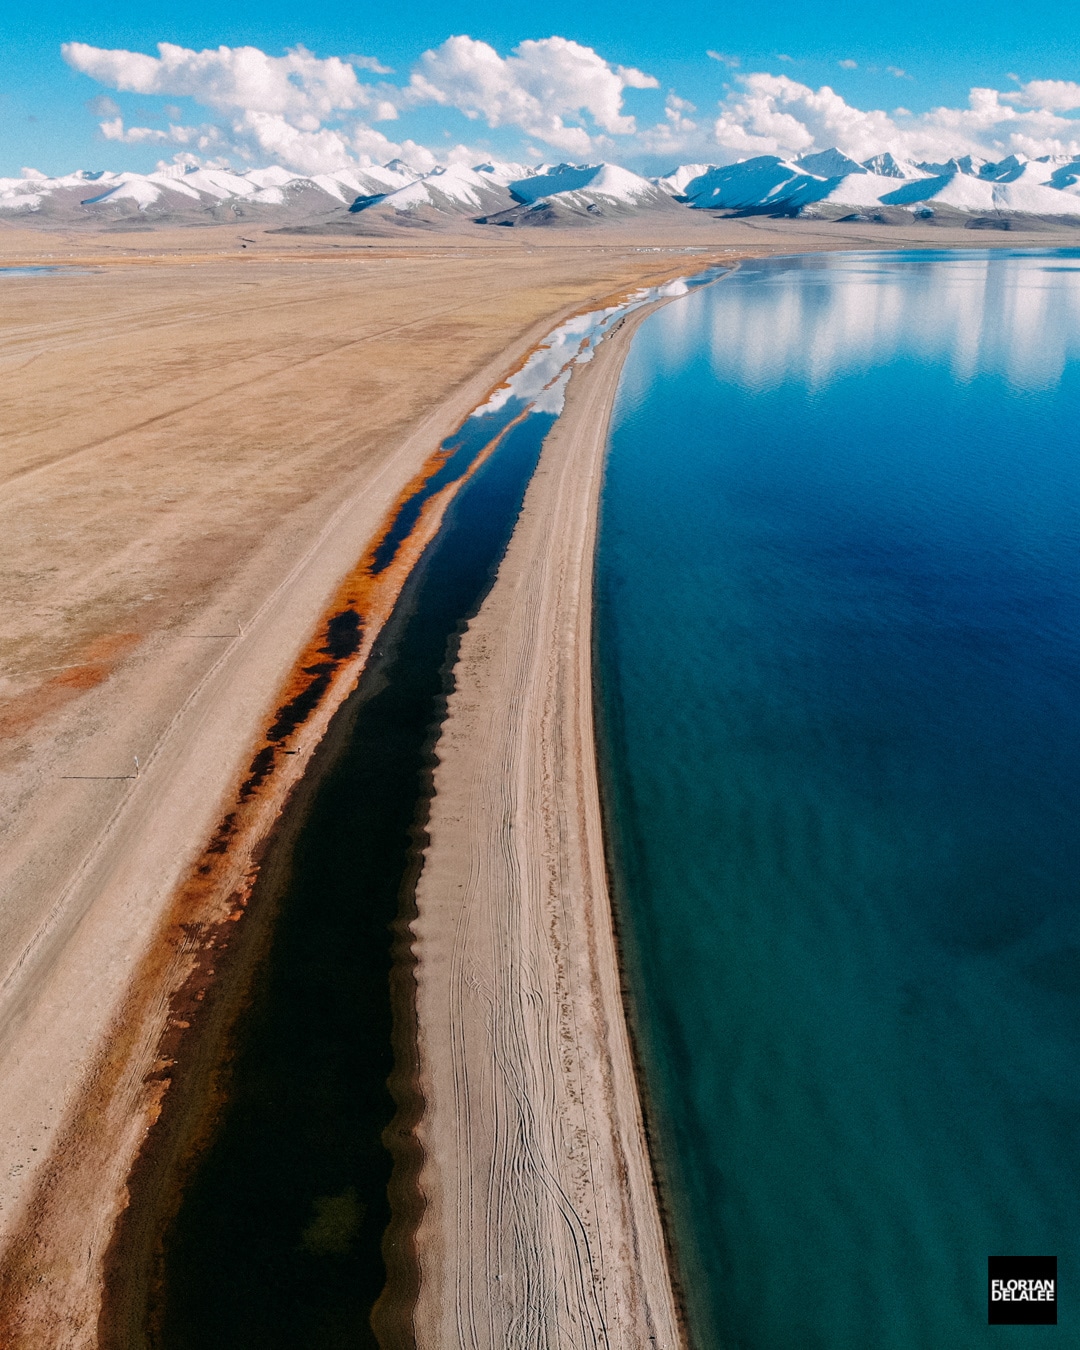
[
  {"xmin": 98, "ymin": 110, "xmax": 433, "ymax": 174},
  {"xmin": 233, "ymin": 110, "xmax": 432, "ymax": 173},
  {"xmin": 99, "ymin": 116, "xmax": 164, "ymax": 143},
  {"xmin": 714, "ymin": 74, "xmax": 855, "ymax": 157},
  {"xmin": 65, "ymin": 34, "xmax": 658, "ymax": 166},
  {"xmin": 64, "ymin": 40, "xmax": 414, "ymax": 172},
  {"xmin": 886, "ymin": 66, "xmax": 909, "ymax": 80},
  {"xmin": 838, "ymin": 60, "xmax": 858, "ymax": 71},
  {"xmin": 63, "ymin": 42, "xmax": 392, "ymax": 119},
  {"xmin": 57, "ymin": 35, "xmax": 1080, "ymax": 177},
  {"xmin": 1008, "ymin": 79, "xmax": 1080, "ymax": 111},
  {"xmin": 99, "ymin": 116, "xmax": 220, "ymax": 149},
  {"xmin": 710, "ymin": 74, "xmax": 1080, "ymax": 164},
  {"xmin": 407, "ymin": 35, "xmax": 657, "ymax": 154}
]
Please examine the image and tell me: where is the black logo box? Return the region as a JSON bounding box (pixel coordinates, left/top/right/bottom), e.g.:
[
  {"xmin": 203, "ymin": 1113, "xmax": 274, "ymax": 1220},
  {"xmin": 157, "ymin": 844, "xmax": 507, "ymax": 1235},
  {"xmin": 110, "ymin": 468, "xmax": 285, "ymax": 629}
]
[{"xmin": 989, "ymin": 1256, "xmax": 1057, "ymax": 1326}]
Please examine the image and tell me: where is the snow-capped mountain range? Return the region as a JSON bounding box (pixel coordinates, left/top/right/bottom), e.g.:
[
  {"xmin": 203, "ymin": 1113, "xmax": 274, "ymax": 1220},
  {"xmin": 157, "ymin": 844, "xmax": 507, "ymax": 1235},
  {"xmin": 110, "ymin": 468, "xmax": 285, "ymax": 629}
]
[
  {"xmin": 667, "ymin": 150, "xmax": 1080, "ymax": 219},
  {"xmin": 3, "ymin": 148, "xmax": 1080, "ymax": 231}
]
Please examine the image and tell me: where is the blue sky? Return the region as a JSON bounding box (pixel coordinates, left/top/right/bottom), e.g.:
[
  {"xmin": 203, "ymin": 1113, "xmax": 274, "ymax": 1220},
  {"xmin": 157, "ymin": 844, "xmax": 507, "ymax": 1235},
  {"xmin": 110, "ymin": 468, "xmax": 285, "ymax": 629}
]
[{"xmin": 3, "ymin": 0, "xmax": 1079, "ymax": 176}]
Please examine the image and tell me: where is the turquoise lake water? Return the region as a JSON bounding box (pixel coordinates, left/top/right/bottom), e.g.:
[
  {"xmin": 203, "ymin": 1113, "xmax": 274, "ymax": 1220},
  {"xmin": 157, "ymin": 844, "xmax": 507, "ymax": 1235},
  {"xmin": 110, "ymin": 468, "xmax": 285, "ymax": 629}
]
[{"xmin": 595, "ymin": 250, "xmax": 1080, "ymax": 1349}]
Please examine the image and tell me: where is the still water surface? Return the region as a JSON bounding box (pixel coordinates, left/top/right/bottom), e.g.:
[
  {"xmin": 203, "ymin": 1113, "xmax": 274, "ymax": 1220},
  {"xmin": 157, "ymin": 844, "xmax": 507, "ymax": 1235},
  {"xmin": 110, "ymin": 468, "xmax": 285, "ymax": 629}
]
[{"xmin": 596, "ymin": 251, "xmax": 1080, "ymax": 1348}]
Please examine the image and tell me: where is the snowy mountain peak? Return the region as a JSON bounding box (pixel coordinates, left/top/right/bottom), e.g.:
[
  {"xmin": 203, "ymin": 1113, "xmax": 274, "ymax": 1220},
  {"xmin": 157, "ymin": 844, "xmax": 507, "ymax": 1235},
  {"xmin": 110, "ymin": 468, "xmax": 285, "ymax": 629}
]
[
  {"xmin": 796, "ymin": 148, "xmax": 866, "ymax": 178},
  {"xmin": 860, "ymin": 153, "xmax": 926, "ymax": 179},
  {"xmin": 656, "ymin": 163, "xmax": 718, "ymax": 196},
  {"xmin": 506, "ymin": 162, "xmax": 661, "ymax": 205}
]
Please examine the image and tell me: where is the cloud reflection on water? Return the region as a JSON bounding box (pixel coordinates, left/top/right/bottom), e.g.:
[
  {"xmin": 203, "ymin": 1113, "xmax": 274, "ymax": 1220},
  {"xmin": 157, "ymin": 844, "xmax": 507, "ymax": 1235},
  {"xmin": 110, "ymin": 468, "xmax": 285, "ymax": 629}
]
[{"xmin": 656, "ymin": 250, "xmax": 1080, "ymax": 393}]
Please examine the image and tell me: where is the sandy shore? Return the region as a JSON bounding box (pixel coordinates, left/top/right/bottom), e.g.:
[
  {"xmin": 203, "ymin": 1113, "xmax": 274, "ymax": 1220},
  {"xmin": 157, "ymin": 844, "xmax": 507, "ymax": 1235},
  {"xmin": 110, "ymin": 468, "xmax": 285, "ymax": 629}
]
[
  {"xmin": 2, "ymin": 215, "xmax": 1077, "ymax": 1345},
  {"xmin": 408, "ymin": 300, "xmax": 681, "ymax": 1348}
]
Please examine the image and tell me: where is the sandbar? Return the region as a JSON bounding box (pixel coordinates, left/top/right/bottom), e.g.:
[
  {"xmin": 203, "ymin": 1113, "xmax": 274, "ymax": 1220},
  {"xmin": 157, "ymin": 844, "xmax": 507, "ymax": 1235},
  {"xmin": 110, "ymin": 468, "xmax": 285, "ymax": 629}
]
[{"xmin": 407, "ymin": 297, "xmax": 684, "ymax": 1347}]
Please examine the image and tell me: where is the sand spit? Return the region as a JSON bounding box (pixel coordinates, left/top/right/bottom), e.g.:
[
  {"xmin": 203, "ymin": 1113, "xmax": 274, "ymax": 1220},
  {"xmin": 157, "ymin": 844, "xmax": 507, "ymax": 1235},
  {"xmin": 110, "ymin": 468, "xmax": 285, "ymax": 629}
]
[{"xmin": 407, "ymin": 299, "xmax": 682, "ymax": 1347}]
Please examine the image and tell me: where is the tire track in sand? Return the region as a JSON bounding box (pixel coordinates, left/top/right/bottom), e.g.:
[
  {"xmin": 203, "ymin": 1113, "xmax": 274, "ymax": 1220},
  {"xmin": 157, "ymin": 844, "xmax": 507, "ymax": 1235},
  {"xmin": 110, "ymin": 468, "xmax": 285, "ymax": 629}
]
[{"xmin": 411, "ymin": 305, "xmax": 683, "ymax": 1349}]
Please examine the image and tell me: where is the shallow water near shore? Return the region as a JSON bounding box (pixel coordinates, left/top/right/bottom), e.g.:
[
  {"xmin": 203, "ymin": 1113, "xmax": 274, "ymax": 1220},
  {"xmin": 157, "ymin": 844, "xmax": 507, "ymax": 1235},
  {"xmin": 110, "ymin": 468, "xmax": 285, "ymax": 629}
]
[{"xmin": 596, "ymin": 249, "xmax": 1080, "ymax": 1348}]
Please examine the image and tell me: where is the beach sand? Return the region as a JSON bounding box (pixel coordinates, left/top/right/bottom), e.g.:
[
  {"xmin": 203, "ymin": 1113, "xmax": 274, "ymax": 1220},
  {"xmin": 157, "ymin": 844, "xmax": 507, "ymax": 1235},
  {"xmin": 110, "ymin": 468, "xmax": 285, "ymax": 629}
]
[
  {"xmin": 407, "ymin": 301, "xmax": 681, "ymax": 1348},
  {"xmin": 1, "ymin": 215, "xmax": 1077, "ymax": 1345}
]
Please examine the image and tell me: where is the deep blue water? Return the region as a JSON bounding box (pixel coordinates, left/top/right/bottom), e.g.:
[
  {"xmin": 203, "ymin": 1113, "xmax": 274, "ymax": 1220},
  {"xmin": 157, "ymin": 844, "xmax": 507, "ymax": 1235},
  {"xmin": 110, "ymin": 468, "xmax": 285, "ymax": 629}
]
[{"xmin": 596, "ymin": 250, "xmax": 1080, "ymax": 1349}]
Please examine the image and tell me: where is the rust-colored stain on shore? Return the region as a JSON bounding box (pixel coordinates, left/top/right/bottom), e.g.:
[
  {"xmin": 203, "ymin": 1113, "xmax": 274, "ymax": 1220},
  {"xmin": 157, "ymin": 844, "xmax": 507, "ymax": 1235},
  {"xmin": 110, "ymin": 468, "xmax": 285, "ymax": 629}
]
[{"xmin": 0, "ymin": 631, "xmax": 141, "ymax": 746}]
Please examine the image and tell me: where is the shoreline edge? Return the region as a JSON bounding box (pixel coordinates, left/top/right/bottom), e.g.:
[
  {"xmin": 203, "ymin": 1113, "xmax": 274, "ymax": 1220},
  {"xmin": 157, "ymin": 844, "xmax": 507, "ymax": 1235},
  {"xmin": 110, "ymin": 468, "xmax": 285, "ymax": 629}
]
[{"xmin": 405, "ymin": 294, "xmax": 695, "ymax": 1348}]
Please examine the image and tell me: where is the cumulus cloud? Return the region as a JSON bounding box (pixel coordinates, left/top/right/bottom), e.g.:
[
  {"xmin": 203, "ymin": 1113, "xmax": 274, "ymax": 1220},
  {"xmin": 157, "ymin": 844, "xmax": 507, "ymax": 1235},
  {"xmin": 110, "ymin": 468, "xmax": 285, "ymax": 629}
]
[
  {"xmin": 58, "ymin": 35, "xmax": 1080, "ymax": 176},
  {"xmin": 99, "ymin": 116, "xmax": 232, "ymax": 156},
  {"xmin": 64, "ymin": 34, "xmax": 659, "ymax": 167},
  {"xmin": 838, "ymin": 60, "xmax": 858, "ymax": 71},
  {"xmin": 407, "ymin": 36, "xmax": 657, "ymax": 154},
  {"xmin": 99, "ymin": 111, "xmax": 434, "ymax": 174},
  {"xmin": 63, "ymin": 40, "xmax": 417, "ymax": 172},
  {"xmin": 709, "ymin": 74, "xmax": 1080, "ymax": 164},
  {"xmin": 101, "ymin": 117, "xmax": 170, "ymax": 143},
  {"xmin": 234, "ymin": 111, "xmax": 431, "ymax": 173},
  {"xmin": 1008, "ymin": 79, "xmax": 1080, "ymax": 111},
  {"xmin": 714, "ymin": 74, "xmax": 891, "ymax": 160},
  {"xmin": 62, "ymin": 41, "xmax": 391, "ymax": 118}
]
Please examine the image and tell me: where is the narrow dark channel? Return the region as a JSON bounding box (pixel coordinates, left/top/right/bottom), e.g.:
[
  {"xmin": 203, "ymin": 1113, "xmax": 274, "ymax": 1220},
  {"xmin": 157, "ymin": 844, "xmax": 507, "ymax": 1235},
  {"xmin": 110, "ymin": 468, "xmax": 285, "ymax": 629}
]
[{"xmin": 104, "ymin": 406, "xmax": 557, "ymax": 1350}]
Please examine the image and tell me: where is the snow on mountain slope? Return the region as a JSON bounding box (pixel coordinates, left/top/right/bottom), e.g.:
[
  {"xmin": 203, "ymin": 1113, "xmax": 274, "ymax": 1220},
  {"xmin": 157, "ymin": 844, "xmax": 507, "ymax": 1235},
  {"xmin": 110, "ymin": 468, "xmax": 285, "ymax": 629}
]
[
  {"xmin": 1050, "ymin": 164, "xmax": 1080, "ymax": 196},
  {"xmin": 361, "ymin": 164, "xmax": 514, "ymax": 216},
  {"xmin": 307, "ymin": 165, "xmax": 415, "ymax": 203},
  {"xmin": 468, "ymin": 161, "xmax": 678, "ymax": 226},
  {"xmin": 677, "ymin": 158, "xmax": 810, "ymax": 210},
  {"xmin": 808, "ymin": 172, "xmax": 925, "ymax": 210},
  {"xmin": 991, "ymin": 178, "xmax": 1080, "ymax": 213},
  {"xmin": 0, "ymin": 170, "xmax": 118, "ymax": 213},
  {"xmin": 656, "ymin": 163, "xmax": 717, "ymax": 196},
  {"xmin": 861, "ymin": 153, "xmax": 930, "ymax": 179},
  {"xmin": 506, "ymin": 162, "xmax": 666, "ymax": 207},
  {"xmin": 671, "ymin": 149, "xmax": 1080, "ymax": 219},
  {"xmin": 880, "ymin": 170, "xmax": 1080, "ymax": 215},
  {"xmin": 795, "ymin": 149, "xmax": 867, "ymax": 178},
  {"xmin": 0, "ymin": 161, "xmax": 423, "ymax": 222},
  {"xmin": 80, "ymin": 172, "xmax": 203, "ymax": 207},
  {"xmin": 979, "ymin": 156, "xmax": 1080, "ymax": 196},
  {"xmin": 346, "ymin": 160, "xmax": 674, "ymax": 228},
  {"xmin": 3, "ymin": 148, "xmax": 1080, "ymax": 229},
  {"xmin": 473, "ymin": 161, "xmax": 536, "ymax": 187}
]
